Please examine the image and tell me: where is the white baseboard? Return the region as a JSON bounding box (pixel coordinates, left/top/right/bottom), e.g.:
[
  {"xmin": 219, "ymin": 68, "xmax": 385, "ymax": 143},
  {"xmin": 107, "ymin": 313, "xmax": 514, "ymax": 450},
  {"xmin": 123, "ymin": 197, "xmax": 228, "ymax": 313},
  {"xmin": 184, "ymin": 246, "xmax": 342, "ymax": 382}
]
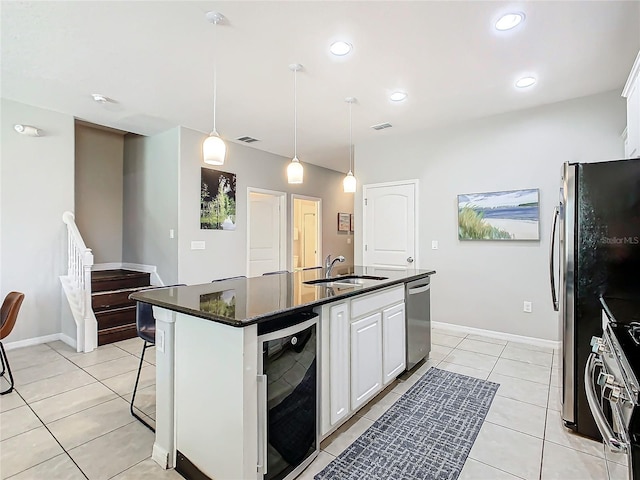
[
  {"xmin": 59, "ymin": 333, "xmax": 77, "ymax": 350},
  {"xmin": 4, "ymin": 333, "xmax": 67, "ymax": 351},
  {"xmin": 152, "ymin": 443, "xmax": 173, "ymax": 469},
  {"xmin": 432, "ymin": 321, "xmax": 561, "ymax": 350}
]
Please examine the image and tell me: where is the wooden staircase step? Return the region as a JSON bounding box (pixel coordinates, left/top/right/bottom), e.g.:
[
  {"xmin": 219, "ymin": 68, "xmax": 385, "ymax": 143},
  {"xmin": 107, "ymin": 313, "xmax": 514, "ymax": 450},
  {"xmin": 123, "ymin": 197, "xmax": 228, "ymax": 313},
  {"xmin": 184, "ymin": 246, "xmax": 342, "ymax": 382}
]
[
  {"xmin": 96, "ymin": 305, "xmax": 136, "ymax": 331},
  {"xmin": 91, "ymin": 269, "xmax": 151, "ymax": 293},
  {"xmin": 91, "ymin": 269, "xmax": 151, "ymax": 345},
  {"xmin": 98, "ymin": 324, "xmax": 138, "ymax": 346},
  {"xmin": 92, "ymin": 287, "xmax": 148, "ymax": 312}
]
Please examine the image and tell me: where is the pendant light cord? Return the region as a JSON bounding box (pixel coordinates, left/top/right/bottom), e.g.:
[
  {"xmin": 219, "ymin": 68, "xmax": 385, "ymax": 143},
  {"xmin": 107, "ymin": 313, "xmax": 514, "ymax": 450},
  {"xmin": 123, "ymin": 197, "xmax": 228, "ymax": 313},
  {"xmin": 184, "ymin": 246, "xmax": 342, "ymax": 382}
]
[
  {"xmin": 213, "ymin": 20, "xmax": 218, "ymax": 134},
  {"xmin": 349, "ymin": 100, "xmax": 353, "ymax": 173},
  {"xmin": 294, "ymin": 67, "xmax": 297, "ymax": 158}
]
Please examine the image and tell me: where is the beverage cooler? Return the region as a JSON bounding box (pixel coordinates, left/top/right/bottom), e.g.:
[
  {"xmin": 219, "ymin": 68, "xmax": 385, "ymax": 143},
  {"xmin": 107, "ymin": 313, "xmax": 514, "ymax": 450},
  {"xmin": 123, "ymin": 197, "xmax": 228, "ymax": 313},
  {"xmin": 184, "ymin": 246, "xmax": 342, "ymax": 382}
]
[{"xmin": 257, "ymin": 312, "xmax": 319, "ymax": 480}]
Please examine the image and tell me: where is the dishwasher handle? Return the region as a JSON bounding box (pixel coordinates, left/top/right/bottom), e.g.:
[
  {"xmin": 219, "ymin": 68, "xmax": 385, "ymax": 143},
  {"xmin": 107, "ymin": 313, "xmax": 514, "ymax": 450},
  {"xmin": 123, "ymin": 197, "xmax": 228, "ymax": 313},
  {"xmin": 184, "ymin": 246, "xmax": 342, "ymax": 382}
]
[{"xmin": 408, "ymin": 284, "xmax": 430, "ymax": 295}]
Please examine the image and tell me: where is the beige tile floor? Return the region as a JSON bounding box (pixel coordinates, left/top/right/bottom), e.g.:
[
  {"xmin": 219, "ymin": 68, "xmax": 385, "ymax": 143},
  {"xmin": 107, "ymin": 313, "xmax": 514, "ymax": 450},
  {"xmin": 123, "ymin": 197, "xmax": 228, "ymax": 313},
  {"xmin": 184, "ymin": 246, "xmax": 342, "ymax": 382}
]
[
  {"xmin": 0, "ymin": 338, "xmax": 182, "ymax": 480},
  {"xmin": 303, "ymin": 327, "xmax": 621, "ymax": 480},
  {"xmin": 0, "ymin": 328, "xmax": 621, "ymax": 480}
]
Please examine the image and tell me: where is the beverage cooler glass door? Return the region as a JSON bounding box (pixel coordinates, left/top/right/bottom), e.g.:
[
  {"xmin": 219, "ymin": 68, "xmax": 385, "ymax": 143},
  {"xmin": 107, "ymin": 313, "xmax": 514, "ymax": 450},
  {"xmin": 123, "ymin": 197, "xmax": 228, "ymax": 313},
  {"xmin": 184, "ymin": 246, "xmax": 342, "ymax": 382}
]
[{"xmin": 257, "ymin": 316, "xmax": 318, "ymax": 480}]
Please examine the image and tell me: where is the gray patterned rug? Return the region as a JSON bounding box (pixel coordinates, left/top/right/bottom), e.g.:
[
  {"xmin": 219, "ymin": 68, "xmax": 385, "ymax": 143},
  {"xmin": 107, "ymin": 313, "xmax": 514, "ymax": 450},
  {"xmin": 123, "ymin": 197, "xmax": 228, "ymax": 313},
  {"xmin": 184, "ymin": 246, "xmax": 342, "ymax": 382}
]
[{"xmin": 315, "ymin": 367, "xmax": 499, "ymax": 480}]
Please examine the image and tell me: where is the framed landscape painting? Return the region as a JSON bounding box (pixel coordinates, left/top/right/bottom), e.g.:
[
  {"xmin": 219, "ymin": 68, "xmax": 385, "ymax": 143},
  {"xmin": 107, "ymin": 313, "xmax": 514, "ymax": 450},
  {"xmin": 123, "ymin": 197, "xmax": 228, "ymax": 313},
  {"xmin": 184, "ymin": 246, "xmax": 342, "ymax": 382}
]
[{"xmin": 458, "ymin": 188, "xmax": 540, "ymax": 240}]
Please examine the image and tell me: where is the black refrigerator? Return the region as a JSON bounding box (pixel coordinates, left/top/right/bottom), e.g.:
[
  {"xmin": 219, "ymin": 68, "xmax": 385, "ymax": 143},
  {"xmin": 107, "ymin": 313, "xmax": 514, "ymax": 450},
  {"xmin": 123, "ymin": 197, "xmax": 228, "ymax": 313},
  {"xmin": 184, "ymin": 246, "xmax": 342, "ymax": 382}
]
[{"xmin": 550, "ymin": 158, "xmax": 640, "ymax": 439}]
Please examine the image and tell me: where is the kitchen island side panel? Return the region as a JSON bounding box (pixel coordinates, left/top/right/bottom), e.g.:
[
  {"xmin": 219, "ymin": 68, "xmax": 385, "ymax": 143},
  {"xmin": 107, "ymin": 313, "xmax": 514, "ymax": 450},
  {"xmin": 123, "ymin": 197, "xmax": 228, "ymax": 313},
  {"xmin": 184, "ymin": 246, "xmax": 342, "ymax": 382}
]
[{"xmin": 175, "ymin": 313, "xmax": 258, "ymax": 479}]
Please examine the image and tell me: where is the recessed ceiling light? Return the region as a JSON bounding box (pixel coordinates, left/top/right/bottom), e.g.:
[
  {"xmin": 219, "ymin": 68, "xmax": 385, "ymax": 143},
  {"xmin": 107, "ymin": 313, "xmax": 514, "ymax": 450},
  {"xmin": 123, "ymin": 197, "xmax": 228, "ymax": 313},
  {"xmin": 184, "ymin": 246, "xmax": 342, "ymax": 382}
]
[
  {"xmin": 389, "ymin": 91, "xmax": 408, "ymax": 102},
  {"xmin": 495, "ymin": 13, "xmax": 525, "ymax": 31},
  {"xmin": 515, "ymin": 76, "xmax": 536, "ymax": 88},
  {"xmin": 330, "ymin": 41, "xmax": 352, "ymax": 56}
]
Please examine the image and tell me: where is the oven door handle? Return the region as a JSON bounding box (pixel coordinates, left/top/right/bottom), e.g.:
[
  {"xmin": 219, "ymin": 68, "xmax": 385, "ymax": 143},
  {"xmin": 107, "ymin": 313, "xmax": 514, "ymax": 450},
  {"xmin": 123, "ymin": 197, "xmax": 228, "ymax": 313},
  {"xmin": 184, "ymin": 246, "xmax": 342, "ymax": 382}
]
[{"xmin": 584, "ymin": 353, "xmax": 627, "ymax": 453}]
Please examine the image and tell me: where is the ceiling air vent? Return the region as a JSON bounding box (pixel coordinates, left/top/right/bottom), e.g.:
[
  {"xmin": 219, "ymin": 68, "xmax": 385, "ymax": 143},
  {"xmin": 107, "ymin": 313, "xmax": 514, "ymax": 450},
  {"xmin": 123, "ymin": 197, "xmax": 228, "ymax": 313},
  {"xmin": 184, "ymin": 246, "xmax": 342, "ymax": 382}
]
[
  {"xmin": 236, "ymin": 136, "xmax": 260, "ymax": 143},
  {"xmin": 371, "ymin": 122, "xmax": 392, "ymax": 131}
]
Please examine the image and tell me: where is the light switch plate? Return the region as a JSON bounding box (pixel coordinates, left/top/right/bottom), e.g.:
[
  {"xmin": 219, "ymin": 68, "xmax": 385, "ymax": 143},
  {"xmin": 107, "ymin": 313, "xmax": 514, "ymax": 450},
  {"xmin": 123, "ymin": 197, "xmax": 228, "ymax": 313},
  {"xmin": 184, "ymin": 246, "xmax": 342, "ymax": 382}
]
[
  {"xmin": 191, "ymin": 241, "xmax": 205, "ymax": 250},
  {"xmin": 432, "ymin": 240, "xmax": 438, "ymax": 250}
]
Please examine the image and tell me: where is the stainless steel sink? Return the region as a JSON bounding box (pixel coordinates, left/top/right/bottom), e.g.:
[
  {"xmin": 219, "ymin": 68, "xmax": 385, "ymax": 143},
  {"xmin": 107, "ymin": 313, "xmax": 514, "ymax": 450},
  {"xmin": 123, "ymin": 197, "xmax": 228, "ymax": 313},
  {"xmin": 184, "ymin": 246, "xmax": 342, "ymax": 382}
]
[{"xmin": 303, "ymin": 275, "xmax": 388, "ymax": 286}]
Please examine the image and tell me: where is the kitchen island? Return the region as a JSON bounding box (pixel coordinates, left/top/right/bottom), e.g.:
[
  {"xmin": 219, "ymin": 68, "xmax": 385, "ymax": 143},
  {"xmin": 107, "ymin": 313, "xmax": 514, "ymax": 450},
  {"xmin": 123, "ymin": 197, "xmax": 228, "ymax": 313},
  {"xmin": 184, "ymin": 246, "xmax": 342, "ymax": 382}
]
[{"xmin": 131, "ymin": 265, "xmax": 435, "ymax": 480}]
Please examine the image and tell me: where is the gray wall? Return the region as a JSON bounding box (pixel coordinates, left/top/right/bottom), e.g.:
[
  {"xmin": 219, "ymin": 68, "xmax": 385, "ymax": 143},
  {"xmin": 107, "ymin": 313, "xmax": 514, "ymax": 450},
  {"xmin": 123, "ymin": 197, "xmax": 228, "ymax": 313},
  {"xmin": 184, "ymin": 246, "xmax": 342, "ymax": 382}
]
[
  {"xmin": 354, "ymin": 91, "xmax": 626, "ymax": 341},
  {"xmin": 122, "ymin": 129, "xmax": 180, "ymax": 284},
  {"xmin": 1, "ymin": 98, "xmax": 75, "ymax": 343},
  {"xmin": 75, "ymin": 123, "xmax": 124, "ymax": 264},
  {"xmin": 178, "ymin": 127, "xmax": 354, "ymax": 285}
]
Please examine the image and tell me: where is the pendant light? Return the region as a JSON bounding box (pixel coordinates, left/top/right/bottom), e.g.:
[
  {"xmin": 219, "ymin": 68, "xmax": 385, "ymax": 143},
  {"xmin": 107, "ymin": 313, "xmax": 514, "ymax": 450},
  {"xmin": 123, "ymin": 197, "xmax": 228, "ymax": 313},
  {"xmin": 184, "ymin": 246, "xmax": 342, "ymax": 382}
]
[
  {"xmin": 287, "ymin": 64, "xmax": 303, "ymax": 184},
  {"xmin": 343, "ymin": 97, "xmax": 357, "ymax": 193},
  {"xmin": 203, "ymin": 11, "xmax": 226, "ymax": 166}
]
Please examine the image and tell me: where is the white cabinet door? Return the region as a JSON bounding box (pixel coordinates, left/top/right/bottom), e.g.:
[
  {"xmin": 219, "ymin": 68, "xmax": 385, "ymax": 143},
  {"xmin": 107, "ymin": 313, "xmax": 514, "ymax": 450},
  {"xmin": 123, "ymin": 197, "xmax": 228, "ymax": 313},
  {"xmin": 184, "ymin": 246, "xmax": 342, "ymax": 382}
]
[
  {"xmin": 329, "ymin": 302, "xmax": 350, "ymax": 426},
  {"xmin": 350, "ymin": 312, "xmax": 383, "ymax": 410},
  {"xmin": 382, "ymin": 303, "xmax": 406, "ymax": 385}
]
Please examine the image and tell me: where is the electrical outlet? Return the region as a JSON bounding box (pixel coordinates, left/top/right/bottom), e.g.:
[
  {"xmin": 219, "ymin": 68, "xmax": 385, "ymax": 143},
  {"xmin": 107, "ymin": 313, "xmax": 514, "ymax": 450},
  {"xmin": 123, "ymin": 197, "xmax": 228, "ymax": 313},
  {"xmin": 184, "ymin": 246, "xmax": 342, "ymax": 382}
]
[
  {"xmin": 169, "ymin": 229, "xmax": 175, "ymax": 239},
  {"xmin": 523, "ymin": 301, "xmax": 532, "ymax": 313},
  {"xmin": 347, "ymin": 237, "xmax": 351, "ymax": 244}
]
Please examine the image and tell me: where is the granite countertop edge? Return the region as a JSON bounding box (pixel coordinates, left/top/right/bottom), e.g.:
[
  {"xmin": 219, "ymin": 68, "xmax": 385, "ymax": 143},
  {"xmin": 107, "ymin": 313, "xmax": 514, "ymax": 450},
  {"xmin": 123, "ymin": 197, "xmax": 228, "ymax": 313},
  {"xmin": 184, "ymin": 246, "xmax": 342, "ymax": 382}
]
[{"xmin": 130, "ymin": 270, "xmax": 435, "ymax": 328}]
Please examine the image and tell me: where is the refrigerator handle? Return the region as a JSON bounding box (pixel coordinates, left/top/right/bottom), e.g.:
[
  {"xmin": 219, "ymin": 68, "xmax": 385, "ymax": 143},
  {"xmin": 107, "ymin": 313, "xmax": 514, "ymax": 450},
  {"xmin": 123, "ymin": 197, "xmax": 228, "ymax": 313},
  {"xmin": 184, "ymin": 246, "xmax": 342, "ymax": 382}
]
[{"xmin": 549, "ymin": 206, "xmax": 560, "ymax": 312}]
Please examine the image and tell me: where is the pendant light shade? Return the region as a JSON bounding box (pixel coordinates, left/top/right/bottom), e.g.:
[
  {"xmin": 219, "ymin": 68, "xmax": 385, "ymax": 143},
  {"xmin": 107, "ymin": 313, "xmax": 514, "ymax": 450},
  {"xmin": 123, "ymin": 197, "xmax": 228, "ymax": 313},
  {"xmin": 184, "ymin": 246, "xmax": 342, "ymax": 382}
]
[
  {"xmin": 203, "ymin": 131, "xmax": 226, "ymax": 165},
  {"xmin": 343, "ymin": 171, "xmax": 356, "ymax": 192},
  {"xmin": 343, "ymin": 97, "xmax": 357, "ymax": 193},
  {"xmin": 288, "ymin": 64, "xmax": 303, "ymax": 184},
  {"xmin": 287, "ymin": 156, "xmax": 304, "ymax": 184},
  {"xmin": 203, "ymin": 12, "xmax": 226, "ymax": 165}
]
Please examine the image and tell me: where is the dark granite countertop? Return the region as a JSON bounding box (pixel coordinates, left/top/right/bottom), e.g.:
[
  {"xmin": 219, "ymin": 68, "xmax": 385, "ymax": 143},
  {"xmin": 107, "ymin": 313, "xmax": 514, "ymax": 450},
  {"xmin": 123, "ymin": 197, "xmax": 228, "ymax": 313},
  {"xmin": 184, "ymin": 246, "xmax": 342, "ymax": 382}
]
[{"xmin": 130, "ymin": 265, "xmax": 435, "ymax": 327}]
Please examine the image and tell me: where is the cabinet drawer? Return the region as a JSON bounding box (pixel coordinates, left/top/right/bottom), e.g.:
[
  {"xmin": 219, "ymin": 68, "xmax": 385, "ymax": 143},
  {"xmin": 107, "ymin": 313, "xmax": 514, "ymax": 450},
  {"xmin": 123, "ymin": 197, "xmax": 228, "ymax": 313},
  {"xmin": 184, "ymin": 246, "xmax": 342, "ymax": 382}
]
[{"xmin": 350, "ymin": 285, "xmax": 404, "ymax": 319}]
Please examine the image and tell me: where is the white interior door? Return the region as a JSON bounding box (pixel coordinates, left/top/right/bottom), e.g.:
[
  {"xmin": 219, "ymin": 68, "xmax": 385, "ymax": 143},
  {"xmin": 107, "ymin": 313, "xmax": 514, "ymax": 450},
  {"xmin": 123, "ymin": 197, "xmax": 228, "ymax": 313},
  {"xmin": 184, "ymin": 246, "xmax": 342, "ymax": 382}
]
[
  {"xmin": 248, "ymin": 189, "xmax": 285, "ymax": 276},
  {"xmin": 303, "ymin": 213, "xmax": 317, "ymax": 267},
  {"xmin": 363, "ymin": 181, "xmax": 417, "ymax": 269},
  {"xmin": 292, "ymin": 195, "xmax": 322, "ymax": 270}
]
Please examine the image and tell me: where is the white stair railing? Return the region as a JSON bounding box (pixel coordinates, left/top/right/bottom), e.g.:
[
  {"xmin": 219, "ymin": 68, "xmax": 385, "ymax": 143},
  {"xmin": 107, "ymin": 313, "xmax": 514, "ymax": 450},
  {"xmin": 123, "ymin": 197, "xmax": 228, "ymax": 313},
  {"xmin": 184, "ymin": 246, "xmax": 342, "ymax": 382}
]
[{"xmin": 61, "ymin": 211, "xmax": 96, "ymax": 352}]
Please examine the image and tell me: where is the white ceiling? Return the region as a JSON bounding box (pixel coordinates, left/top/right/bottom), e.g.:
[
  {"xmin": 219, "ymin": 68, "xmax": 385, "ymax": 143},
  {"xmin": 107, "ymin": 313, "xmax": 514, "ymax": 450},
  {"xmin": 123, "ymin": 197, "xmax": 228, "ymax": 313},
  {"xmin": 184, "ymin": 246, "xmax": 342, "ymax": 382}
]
[{"xmin": 2, "ymin": 1, "xmax": 639, "ymax": 173}]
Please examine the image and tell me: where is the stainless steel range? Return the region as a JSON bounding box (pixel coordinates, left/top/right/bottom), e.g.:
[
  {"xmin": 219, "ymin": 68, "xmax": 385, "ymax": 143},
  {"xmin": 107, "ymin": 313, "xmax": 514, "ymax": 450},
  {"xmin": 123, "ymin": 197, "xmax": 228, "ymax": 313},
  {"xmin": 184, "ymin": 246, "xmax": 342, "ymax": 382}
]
[{"xmin": 586, "ymin": 296, "xmax": 640, "ymax": 480}]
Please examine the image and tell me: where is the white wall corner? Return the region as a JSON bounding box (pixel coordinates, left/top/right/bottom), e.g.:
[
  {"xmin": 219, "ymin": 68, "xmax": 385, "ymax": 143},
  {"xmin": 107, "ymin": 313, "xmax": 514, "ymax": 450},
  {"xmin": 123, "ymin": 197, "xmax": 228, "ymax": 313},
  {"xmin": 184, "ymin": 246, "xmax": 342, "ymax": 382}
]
[{"xmin": 59, "ymin": 333, "xmax": 77, "ymax": 350}]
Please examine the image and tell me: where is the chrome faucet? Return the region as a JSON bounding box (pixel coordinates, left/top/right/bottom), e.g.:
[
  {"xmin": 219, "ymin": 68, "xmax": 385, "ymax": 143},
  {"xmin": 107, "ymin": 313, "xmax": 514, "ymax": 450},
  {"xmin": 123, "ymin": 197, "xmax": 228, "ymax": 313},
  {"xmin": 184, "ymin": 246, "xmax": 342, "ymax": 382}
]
[{"xmin": 325, "ymin": 255, "xmax": 345, "ymax": 278}]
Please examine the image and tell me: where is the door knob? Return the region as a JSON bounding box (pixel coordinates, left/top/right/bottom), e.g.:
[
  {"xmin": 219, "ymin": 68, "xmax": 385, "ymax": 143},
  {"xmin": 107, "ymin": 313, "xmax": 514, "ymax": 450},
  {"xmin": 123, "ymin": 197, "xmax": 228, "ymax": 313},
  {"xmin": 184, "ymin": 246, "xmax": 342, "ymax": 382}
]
[{"xmin": 407, "ymin": 257, "xmax": 414, "ymax": 263}]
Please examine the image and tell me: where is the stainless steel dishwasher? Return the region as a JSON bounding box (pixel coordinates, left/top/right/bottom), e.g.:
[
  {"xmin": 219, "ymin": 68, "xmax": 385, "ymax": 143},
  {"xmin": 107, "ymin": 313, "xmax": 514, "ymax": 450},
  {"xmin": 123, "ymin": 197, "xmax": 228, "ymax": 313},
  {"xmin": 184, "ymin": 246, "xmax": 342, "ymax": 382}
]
[{"xmin": 405, "ymin": 277, "xmax": 431, "ymax": 370}]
